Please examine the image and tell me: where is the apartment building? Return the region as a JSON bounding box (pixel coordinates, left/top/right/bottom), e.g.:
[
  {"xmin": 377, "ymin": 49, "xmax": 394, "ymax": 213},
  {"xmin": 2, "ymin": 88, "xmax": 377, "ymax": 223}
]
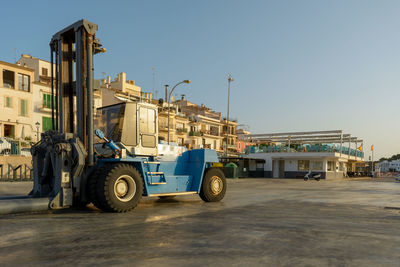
[
  {"xmin": 174, "ymin": 95, "xmax": 237, "ymax": 155},
  {"xmin": 100, "ymin": 72, "xmax": 148, "ymax": 106},
  {"xmin": 18, "ymin": 54, "xmax": 102, "ymax": 136},
  {"xmin": 236, "ymin": 128, "xmax": 252, "ymax": 153},
  {"xmin": 0, "ymin": 60, "xmax": 34, "ymax": 139},
  {"xmin": 18, "ymin": 54, "xmax": 54, "ymax": 135},
  {"xmin": 158, "ymin": 103, "xmax": 189, "ymax": 146}
]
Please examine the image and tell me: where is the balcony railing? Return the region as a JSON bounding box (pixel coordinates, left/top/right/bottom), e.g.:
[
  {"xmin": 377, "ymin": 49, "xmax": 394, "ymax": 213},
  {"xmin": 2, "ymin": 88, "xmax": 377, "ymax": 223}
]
[
  {"xmin": 189, "ymin": 131, "xmax": 201, "ymax": 137},
  {"xmin": 177, "ymin": 128, "xmax": 188, "ymax": 134},
  {"xmin": 201, "ymin": 130, "xmax": 220, "ymax": 136}
]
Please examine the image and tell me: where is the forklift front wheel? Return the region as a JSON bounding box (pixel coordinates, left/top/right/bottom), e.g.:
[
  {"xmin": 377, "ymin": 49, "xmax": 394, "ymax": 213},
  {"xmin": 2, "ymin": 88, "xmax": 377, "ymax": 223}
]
[
  {"xmin": 96, "ymin": 164, "xmax": 144, "ymax": 212},
  {"xmin": 200, "ymin": 168, "xmax": 227, "ymax": 202}
]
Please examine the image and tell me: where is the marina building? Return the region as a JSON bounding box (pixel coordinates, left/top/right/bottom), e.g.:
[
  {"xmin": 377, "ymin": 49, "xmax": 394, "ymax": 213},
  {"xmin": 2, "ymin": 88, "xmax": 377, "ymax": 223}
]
[{"xmin": 243, "ymin": 130, "xmax": 365, "ymax": 179}]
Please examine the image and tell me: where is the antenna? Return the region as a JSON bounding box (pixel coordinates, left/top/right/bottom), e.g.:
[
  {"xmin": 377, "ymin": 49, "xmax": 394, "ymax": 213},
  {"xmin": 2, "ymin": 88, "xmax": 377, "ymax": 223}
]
[
  {"xmin": 152, "ymin": 67, "xmax": 157, "ymax": 99},
  {"xmin": 14, "ymin": 48, "xmax": 16, "ymax": 63}
]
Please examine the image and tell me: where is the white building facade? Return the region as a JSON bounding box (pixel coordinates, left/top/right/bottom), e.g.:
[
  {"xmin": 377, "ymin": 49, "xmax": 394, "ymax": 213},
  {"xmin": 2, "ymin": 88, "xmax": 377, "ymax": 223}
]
[
  {"xmin": 0, "ymin": 60, "xmax": 35, "ymax": 139},
  {"xmin": 379, "ymin": 160, "xmax": 400, "ymax": 172},
  {"xmin": 17, "ymin": 55, "xmax": 54, "ymax": 136}
]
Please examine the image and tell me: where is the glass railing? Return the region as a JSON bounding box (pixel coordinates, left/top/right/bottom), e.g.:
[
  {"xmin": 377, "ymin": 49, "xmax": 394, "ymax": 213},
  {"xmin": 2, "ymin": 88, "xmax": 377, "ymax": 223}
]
[{"xmin": 245, "ymin": 145, "xmax": 364, "ymax": 158}]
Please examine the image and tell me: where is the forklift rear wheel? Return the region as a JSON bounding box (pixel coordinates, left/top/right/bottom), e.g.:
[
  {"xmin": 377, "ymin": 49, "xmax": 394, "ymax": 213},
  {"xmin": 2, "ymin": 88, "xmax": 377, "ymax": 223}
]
[
  {"xmin": 96, "ymin": 164, "xmax": 143, "ymax": 212},
  {"xmin": 200, "ymin": 168, "xmax": 226, "ymax": 202}
]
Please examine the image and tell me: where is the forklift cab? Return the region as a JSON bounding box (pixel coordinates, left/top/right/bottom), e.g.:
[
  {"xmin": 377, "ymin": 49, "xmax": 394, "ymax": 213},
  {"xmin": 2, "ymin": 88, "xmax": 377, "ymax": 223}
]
[{"xmin": 95, "ymin": 102, "xmax": 158, "ymax": 156}]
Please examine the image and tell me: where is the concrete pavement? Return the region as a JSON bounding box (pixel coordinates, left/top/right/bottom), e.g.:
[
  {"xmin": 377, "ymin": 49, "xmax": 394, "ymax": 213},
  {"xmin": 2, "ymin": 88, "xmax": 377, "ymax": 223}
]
[{"xmin": 0, "ymin": 178, "xmax": 400, "ymax": 266}]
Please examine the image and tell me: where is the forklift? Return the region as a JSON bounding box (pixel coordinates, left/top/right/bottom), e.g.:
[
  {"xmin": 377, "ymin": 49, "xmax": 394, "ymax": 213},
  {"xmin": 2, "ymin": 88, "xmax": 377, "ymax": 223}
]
[{"xmin": 0, "ymin": 19, "xmax": 226, "ymax": 214}]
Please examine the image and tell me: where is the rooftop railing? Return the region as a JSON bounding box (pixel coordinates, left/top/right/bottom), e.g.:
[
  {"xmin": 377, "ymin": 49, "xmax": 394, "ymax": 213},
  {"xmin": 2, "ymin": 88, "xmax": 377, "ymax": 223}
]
[{"xmin": 245, "ymin": 144, "xmax": 364, "ymax": 158}]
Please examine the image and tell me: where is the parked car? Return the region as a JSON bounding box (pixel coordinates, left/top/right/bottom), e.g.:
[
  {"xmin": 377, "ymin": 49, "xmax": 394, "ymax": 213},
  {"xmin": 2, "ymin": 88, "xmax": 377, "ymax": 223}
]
[
  {"xmin": 0, "ymin": 137, "xmax": 12, "ymax": 155},
  {"xmin": 20, "ymin": 147, "xmax": 32, "ymax": 157},
  {"xmin": 395, "ymin": 174, "xmax": 400, "ymax": 182}
]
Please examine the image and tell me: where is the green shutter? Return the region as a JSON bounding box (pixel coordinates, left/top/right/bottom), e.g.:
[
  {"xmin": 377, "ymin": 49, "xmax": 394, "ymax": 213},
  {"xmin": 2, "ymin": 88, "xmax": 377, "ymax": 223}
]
[
  {"xmin": 43, "ymin": 94, "xmax": 55, "ymax": 109},
  {"xmin": 42, "ymin": 117, "xmax": 53, "ymax": 132},
  {"xmin": 19, "ymin": 99, "xmax": 27, "ymax": 116}
]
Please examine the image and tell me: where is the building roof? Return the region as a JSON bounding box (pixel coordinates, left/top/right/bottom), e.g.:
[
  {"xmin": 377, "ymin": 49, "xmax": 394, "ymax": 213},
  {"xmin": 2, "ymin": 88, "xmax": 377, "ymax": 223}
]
[{"xmin": 0, "ymin": 60, "xmax": 35, "ymax": 72}]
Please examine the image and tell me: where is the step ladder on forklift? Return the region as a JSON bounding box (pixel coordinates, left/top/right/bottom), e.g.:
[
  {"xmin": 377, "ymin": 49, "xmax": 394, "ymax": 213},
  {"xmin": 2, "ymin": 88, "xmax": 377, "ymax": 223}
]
[{"xmin": 143, "ymin": 159, "xmax": 166, "ymax": 185}]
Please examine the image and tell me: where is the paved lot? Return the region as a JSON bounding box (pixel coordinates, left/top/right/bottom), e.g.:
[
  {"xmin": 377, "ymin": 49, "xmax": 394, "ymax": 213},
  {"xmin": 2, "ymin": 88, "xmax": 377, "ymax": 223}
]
[{"xmin": 1, "ymin": 178, "xmax": 400, "ymax": 266}]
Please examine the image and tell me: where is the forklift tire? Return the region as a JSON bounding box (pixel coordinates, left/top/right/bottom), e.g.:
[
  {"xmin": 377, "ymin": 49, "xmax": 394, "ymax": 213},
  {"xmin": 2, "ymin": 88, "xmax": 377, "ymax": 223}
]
[
  {"xmin": 95, "ymin": 164, "xmax": 144, "ymax": 212},
  {"xmin": 88, "ymin": 165, "xmax": 111, "ymax": 210},
  {"xmin": 200, "ymin": 168, "xmax": 227, "ymax": 202}
]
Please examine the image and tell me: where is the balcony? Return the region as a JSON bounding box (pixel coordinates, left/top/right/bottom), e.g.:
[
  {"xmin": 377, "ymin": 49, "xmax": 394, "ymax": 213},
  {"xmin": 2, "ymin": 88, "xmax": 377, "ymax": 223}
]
[
  {"xmin": 159, "ymin": 124, "xmax": 175, "ymax": 131},
  {"xmin": 189, "ymin": 131, "xmax": 201, "ymax": 137},
  {"xmin": 201, "ymin": 130, "xmax": 220, "ymax": 137},
  {"xmin": 177, "ymin": 128, "xmax": 188, "ymax": 134}
]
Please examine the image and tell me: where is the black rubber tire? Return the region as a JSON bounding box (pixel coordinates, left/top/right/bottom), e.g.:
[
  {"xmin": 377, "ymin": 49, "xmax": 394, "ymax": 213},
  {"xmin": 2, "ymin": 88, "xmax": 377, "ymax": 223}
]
[
  {"xmin": 200, "ymin": 168, "xmax": 227, "ymax": 202},
  {"xmin": 158, "ymin": 196, "xmax": 176, "ymax": 200},
  {"xmin": 316, "ymin": 178, "xmax": 320, "ymax": 181},
  {"xmin": 95, "ymin": 164, "xmax": 143, "ymax": 212},
  {"xmin": 88, "ymin": 164, "xmax": 110, "ymax": 211}
]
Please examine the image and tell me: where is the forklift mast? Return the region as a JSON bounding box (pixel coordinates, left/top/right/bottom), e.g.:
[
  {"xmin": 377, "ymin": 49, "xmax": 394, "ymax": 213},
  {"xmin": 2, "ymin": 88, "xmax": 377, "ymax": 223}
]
[
  {"xmin": 26, "ymin": 20, "xmax": 105, "ymax": 209},
  {"xmin": 50, "ymin": 19, "xmax": 105, "ymax": 165}
]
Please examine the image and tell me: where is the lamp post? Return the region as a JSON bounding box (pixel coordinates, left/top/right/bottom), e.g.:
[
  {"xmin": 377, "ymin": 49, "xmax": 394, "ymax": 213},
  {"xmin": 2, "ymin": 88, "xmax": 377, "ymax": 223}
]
[
  {"xmin": 167, "ymin": 80, "xmax": 190, "ymax": 144},
  {"xmin": 35, "ymin": 121, "xmax": 40, "ymax": 141},
  {"xmin": 225, "ymin": 74, "xmax": 234, "ymax": 157}
]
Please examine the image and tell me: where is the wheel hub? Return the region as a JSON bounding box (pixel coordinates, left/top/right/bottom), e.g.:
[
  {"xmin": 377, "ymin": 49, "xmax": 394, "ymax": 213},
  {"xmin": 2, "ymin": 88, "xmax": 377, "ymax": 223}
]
[
  {"xmin": 114, "ymin": 175, "xmax": 136, "ymax": 202},
  {"xmin": 116, "ymin": 180, "xmax": 128, "ymax": 196},
  {"xmin": 210, "ymin": 176, "xmax": 223, "ymax": 195}
]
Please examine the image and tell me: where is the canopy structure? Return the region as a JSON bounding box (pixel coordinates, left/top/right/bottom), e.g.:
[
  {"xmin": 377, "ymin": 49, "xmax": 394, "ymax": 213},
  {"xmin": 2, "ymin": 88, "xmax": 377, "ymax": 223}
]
[
  {"xmin": 245, "ymin": 130, "xmax": 364, "ymax": 160},
  {"xmin": 247, "ymin": 130, "xmax": 362, "ymax": 146}
]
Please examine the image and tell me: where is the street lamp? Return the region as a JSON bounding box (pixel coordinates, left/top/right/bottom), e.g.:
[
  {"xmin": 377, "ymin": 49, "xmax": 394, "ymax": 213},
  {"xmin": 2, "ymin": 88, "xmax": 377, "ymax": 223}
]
[
  {"xmin": 167, "ymin": 80, "xmax": 191, "ymax": 144},
  {"xmin": 35, "ymin": 121, "xmax": 40, "ymax": 141},
  {"xmin": 225, "ymin": 74, "xmax": 234, "ymax": 157}
]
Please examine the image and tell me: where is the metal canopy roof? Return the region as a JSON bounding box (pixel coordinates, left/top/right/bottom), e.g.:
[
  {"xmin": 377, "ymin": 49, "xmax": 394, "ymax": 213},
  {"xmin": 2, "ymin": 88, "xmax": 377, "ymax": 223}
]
[{"xmin": 247, "ymin": 130, "xmax": 363, "ymax": 145}]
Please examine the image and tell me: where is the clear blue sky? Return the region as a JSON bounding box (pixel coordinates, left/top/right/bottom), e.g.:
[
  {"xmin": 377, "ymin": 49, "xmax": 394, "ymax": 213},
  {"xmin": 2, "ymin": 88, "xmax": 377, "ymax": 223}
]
[{"xmin": 1, "ymin": 0, "xmax": 399, "ymax": 159}]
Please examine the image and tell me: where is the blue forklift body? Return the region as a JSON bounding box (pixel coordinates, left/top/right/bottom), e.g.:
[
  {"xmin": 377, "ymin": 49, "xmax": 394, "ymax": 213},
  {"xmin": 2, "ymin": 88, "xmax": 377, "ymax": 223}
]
[{"xmin": 97, "ymin": 149, "xmax": 219, "ymax": 196}]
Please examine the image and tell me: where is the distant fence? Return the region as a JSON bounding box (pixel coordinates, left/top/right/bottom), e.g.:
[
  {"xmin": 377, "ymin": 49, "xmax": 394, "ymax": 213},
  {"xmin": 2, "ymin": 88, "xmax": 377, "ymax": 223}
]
[
  {"xmin": 0, "ymin": 153, "xmax": 33, "ymax": 181},
  {"xmin": 0, "ymin": 163, "xmax": 33, "ymax": 181}
]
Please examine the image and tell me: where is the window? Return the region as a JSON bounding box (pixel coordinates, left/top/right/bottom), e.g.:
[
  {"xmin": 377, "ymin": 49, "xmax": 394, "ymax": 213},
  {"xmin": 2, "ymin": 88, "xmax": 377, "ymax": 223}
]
[
  {"xmin": 139, "ymin": 107, "xmax": 155, "ymax": 134},
  {"xmin": 4, "ymin": 96, "xmax": 12, "ymax": 108},
  {"xmin": 42, "ymin": 68, "xmax": 48, "ymax": 76},
  {"xmin": 4, "ymin": 124, "xmax": 14, "ymax": 138},
  {"xmin": 42, "ymin": 117, "xmax": 53, "ymax": 132},
  {"xmin": 3, "ymin": 70, "xmax": 15, "ymax": 89},
  {"xmin": 327, "ymin": 161, "xmax": 335, "ymax": 171},
  {"xmin": 311, "ymin": 161, "xmax": 323, "ymax": 170},
  {"xmin": 178, "ymin": 137, "xmax": 184, "ymax": 146},
  {"xmin": 19, "ymin": 99, "xmax": 28, "ymax": 117},
  {"xmin": 18, "ymin": 74, "xmax": 30, "ymax": 92},
  {"xmin": 298, "ymin": 160, "xmax": 310, "ymax": 171},
  {"xmin": 43, "ymin": 93, "xmax": 55, "ymax": 109}
]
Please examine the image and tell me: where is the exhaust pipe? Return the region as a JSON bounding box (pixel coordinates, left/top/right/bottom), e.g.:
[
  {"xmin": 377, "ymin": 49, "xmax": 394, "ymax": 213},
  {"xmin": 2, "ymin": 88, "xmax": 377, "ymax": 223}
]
[{"xmin": 0, "ymin": 197, "xmax": 50, "ymax": 215}]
